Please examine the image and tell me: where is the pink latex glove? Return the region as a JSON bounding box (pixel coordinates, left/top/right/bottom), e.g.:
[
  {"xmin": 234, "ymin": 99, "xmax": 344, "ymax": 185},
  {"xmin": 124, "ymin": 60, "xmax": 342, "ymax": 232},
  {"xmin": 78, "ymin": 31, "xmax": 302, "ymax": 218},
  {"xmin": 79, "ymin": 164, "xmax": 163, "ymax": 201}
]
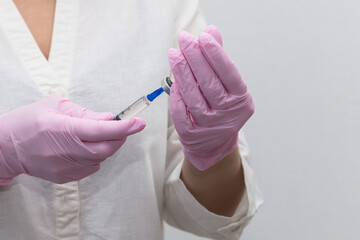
[
  {"xmin": 168, "ymin": 25, "xmax": 255, "ymax": 171},
  {"xmin": 0, "ymin": 95, "xmax": 145, "ymax": 185}
]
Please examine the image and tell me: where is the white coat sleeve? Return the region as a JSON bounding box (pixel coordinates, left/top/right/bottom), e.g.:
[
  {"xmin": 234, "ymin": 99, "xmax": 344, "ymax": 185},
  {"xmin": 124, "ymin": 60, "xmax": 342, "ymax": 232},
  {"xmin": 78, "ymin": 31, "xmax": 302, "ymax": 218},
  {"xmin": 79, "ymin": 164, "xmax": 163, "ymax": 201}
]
[{"xmin": 163, "ymin": 1, "xmax": 264, "ymax": 239}]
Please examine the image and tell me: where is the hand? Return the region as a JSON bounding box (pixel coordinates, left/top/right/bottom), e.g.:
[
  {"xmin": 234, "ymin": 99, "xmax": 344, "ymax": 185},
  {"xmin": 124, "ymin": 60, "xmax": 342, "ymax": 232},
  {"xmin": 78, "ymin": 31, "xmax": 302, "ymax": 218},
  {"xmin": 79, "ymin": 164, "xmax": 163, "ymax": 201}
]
[
  {"xmin": 0, "ymin": 95, "xmax": 145, "ymax": 184},
  {"xmin": 168, "ymin": 25, "xmax": 254, "ymax": 171}
]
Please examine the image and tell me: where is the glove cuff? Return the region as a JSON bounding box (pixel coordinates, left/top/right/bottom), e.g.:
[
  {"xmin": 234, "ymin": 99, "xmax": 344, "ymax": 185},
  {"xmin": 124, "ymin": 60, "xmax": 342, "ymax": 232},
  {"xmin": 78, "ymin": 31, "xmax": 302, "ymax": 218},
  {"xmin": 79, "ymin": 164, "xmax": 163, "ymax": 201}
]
[
  {"xmin": 183, "ymin": 134, "xmax": 239, "ymax": 171},
  {"xmin": 0, "ymin": 177, "xmax": 15, "ymax": 185}
]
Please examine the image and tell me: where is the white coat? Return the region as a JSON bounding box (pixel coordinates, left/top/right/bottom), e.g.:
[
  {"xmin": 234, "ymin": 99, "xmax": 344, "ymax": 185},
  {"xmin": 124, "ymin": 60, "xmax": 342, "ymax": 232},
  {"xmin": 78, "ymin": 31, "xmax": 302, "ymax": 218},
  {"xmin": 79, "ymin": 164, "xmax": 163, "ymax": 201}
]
[{"xmin": 0, "ymin": 0, "xmax": 263, "ymax": 239}]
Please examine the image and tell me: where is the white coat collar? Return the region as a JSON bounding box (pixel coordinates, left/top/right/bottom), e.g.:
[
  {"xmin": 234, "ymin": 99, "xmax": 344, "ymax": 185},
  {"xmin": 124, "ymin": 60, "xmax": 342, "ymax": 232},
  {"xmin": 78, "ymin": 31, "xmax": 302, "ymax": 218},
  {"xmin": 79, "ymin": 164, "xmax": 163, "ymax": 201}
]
[{"xmin": 0, "ymin": 0, "xmax": 78, "ymax": 98}]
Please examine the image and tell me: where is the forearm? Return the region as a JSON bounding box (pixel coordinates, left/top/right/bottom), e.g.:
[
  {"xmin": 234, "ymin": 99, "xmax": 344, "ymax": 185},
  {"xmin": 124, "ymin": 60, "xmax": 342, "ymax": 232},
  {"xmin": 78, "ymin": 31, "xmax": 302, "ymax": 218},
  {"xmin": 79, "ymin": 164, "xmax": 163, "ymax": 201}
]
[{"xmin": 180, "ymin": 146, "xmax": 245, "ymax": 217}]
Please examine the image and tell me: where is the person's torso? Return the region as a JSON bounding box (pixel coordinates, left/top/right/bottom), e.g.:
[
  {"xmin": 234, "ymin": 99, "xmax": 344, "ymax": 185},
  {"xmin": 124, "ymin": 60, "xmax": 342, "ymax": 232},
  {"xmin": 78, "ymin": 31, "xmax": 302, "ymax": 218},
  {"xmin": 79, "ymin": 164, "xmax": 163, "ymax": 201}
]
[{"xmin": 0, "ymin": 1, "xmax": 178, "ymax": 239}]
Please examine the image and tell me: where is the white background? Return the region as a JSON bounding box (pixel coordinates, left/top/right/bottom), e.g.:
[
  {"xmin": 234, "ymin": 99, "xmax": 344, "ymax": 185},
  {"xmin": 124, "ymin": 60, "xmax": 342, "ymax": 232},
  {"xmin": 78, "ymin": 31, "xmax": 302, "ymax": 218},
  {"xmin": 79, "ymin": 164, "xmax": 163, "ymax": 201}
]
[{"xmin": 165, "ymin": 0, "xmax": 360, "ymax": 239}]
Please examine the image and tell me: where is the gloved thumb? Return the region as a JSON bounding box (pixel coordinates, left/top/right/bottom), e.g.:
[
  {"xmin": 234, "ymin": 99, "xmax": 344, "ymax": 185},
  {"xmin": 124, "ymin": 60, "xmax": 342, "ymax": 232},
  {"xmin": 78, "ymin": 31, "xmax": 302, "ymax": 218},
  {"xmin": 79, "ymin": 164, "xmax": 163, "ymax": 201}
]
[
  {"xmin": 66, "ymin": 115, "xmax": 146, "ymax": 142},
  {"xmin": 58, "ymin": 97, "xmax": 115, "ymax": 121}
]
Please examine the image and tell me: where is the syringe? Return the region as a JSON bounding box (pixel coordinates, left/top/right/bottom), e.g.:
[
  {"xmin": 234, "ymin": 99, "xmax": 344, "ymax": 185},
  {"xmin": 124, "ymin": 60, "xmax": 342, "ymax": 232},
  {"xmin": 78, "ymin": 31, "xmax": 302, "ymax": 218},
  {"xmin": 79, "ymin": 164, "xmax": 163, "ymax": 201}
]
[{"xmin": 113, "ymin": 76, "xmax": 173, "ymax": 120}]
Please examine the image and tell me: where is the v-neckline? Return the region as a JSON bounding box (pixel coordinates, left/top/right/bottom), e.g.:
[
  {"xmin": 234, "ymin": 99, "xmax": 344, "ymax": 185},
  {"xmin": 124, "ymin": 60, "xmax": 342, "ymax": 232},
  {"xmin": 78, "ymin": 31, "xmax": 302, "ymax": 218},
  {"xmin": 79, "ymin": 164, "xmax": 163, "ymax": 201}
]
[{"xmin": 0, "ymin": 0, "xmax": 78, "ymax": 98}]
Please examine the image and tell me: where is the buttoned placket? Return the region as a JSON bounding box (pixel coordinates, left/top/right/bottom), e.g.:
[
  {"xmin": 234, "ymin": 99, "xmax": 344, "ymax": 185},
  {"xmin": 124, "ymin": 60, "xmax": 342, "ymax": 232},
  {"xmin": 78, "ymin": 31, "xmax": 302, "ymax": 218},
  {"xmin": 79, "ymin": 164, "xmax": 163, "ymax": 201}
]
[{"xmin": 0, "ymin": 0, "xmax": 80, "ymax": 238}]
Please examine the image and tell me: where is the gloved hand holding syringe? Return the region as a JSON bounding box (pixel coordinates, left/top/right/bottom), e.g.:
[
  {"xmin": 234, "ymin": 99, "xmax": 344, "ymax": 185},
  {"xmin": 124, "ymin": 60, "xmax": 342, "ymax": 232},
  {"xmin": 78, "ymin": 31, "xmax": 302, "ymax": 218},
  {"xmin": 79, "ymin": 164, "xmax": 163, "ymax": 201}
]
[
  {"xmin": 113, "ymin": 76, "xmax": 173, "ymax": 120},
  {"xmin": 0, "ymin": 74, "xmax": 172, "ymax": 185}
]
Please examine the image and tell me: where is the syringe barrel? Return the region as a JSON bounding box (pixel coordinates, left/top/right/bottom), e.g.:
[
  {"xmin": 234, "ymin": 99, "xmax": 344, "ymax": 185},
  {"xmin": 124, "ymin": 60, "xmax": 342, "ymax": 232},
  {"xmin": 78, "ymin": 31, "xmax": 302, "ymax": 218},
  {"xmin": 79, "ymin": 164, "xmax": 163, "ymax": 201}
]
[
  {"xmin": 113, "ymin": 75, "xmax": 173, "ymax": 121},
  {"xmin": 114, "ymin": 96, "xmax": 151, "ymax": 120}
]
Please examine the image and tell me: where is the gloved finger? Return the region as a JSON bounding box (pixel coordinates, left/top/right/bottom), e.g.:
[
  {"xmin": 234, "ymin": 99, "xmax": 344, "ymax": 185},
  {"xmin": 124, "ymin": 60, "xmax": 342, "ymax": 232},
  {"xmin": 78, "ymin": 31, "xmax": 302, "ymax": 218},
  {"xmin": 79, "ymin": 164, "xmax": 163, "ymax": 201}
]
[
  {"xmin": 198, "ymin": 32, "xmax": 248, "ymax": 96},
  {"xmin": 82, "ymin": 139, "xmax": 125, "ymax": 160},
  {"xmin": 58, "ymin": 98, "xmax": 115, "ymax": 120},
  {"xmin": 178, "ymin": 31, "xmax": 228, "ymax": 109},
  {"xmin": 168, "ymin": 48, "xmax": 210, "ymax": 122},
  {"xmin": 65, "ymin": 115, "xmax": 146, "ymax": 142},
  {"xmin": 204, "ymin": 25, "xmax": 223, "ymax": 47},
  {"xmin": 170, "ymin": 82, "xmax": 193, "ymax": 131}
]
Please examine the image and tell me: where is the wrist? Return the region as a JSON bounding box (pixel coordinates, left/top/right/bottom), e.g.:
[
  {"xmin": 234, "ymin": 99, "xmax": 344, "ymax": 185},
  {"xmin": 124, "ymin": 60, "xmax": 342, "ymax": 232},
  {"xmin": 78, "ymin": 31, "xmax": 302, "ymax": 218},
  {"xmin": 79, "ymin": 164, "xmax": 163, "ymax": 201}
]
[
  {"xmin": 180, "ymin": 146, "xmax": 245, "ymax": 216},
  {"xmin": 182, "ymin": 146, "xmax": 242, "ymax": 181},
  {"xmin": 182, "ymin": 133, "xmax": 238, "ymax": 171}
]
